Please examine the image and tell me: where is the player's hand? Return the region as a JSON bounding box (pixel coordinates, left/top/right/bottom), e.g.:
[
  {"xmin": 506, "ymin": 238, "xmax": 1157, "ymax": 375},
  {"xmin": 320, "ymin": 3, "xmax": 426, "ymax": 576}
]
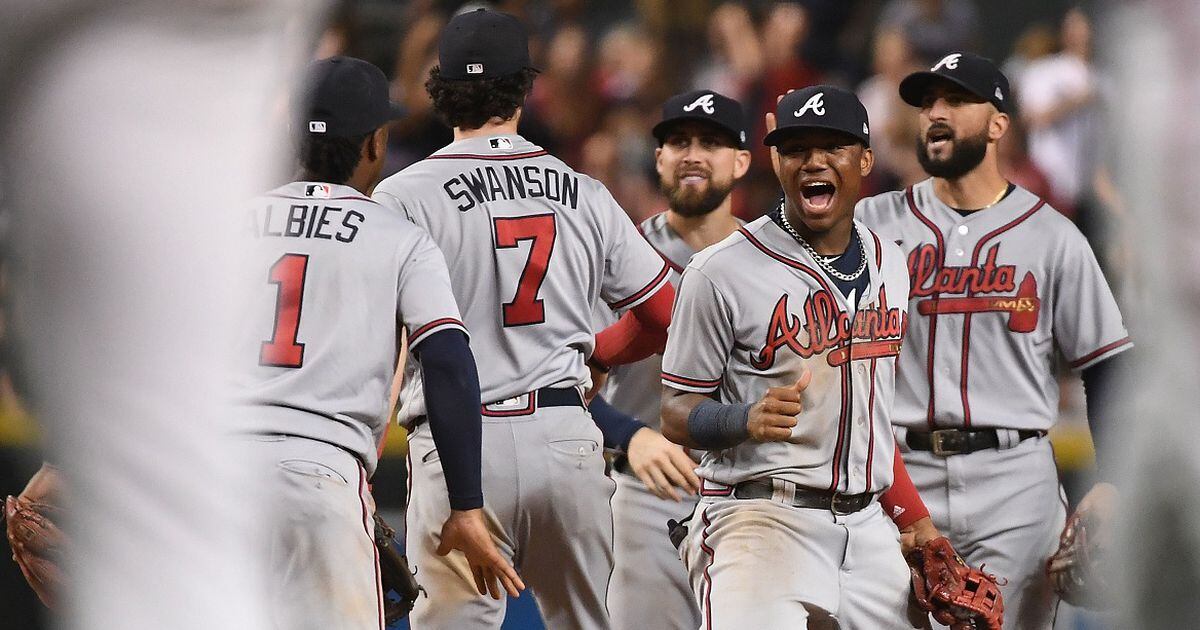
[
  {"xmin": 899, "ymin": 516, "xmax": 941, "ymax": 556},
  {"xmin": 746, "ymin": 369, "xmax": 811, "ymax": 442},
  {"xmin": 764, "ymin": 90, "xmax": 793, "ymax": 174},
  {"xmin": 436, "ymin": 509, "xmax": 525, "ymax": 600},
  {"xmin": 1047, "ymin": 482, "xmax": 1117, "ymax": 578},
  {"xmin": 626, "ymin": 427, "xmax": 701, "ymax": 502}
]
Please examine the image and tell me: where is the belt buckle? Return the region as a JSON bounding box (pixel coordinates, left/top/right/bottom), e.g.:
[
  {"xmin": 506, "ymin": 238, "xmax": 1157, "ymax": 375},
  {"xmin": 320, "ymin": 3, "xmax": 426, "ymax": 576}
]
[
  {"xmin": 830, "ymin": 492, "xmax": 856, "ymax": 516},
  {"xmin": 930, "ymin": 429, "xmax": 964, "ymax": 456}
]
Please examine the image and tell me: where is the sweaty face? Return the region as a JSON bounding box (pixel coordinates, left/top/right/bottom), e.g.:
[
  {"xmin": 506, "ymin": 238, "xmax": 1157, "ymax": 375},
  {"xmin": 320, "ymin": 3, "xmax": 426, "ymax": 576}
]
[
  {"xmin": 657, "ymin": 121, "xmax": 743, "ymax": 217},
  {"xmin": 773, "ymin": 128, "xmax": 871, "ymax": 234},
  {"xmin": 915, "ymin": 83, "xmax": 994, "ymax": 179}
]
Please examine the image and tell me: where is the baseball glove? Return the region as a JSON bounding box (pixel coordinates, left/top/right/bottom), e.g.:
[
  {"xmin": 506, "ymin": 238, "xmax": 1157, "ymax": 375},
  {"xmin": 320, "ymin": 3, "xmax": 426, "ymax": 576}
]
[
  {"xmin": 4, "ymin": 495, "xmax": 66, "ymax": 609},
  {"xmin": 907, "ymin": 536, "xmax": 1004, "ymax": 630},
  {"xmin": 374, "ymin": 513, "xmax": 424, "ymax": 624},
  {"xmin": 1047, "ymin": 509, "xmax": 1113, "ymax": 609}
]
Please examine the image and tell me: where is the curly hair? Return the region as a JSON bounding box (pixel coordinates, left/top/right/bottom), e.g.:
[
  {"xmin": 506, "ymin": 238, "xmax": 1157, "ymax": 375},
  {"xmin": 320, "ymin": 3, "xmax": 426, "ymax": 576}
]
[
  {"xmin": 297, "ymin": 131, "xmax": 371, "ymax": 184},
  {"xmin": 425, "ymin": 67, "xmax": 538, "ymax": 131}
]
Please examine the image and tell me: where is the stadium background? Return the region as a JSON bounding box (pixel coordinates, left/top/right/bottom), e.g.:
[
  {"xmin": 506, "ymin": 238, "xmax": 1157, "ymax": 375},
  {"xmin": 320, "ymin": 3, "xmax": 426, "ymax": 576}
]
[{"xmin": 0, "ymin": 0, "xmax": 1125, "ymax": 628}]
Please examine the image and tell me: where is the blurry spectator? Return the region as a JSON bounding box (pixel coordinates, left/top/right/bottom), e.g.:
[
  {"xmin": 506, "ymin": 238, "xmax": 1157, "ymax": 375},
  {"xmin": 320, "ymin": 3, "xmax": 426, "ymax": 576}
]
[
  {"xmin": 691, "ymin": 3, "xmax": 764, "ymax": 105},
  {"xmin": 857, "ymin": 27, "xmax": 924, "ymax": 191},
  {"xmin": 998, "ymin": 120, "xmax": 1063, "ymax": 217},
  {"xmin": 1002, "ymin": 22, "xmax": 1057, "ymax": 94},
  {"xmin": 751, "ymin": 3, "xmax": 824, "ymax": 176},
  {"xmin": 526, "ymin": 24, "xmax": 602, "ymax": 166},
  {"xmin": 877, "ymin": 0, "xmax": 979, "ymax": 63},
  {"xmin": 595, "ymin": 23, "xmax": 666, "ymax": 106},
  {"xmin": 580, "ymin": 106, "xmax": 663, "ymax": 222},
  {"xmin": 1019, "ymin": 6, "xmax": 1103, "ymax": 215}
]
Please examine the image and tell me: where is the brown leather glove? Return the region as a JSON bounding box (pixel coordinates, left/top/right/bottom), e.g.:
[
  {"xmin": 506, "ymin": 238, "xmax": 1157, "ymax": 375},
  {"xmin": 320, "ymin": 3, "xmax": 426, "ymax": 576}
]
[
  {"xmin": 4, "ymin": 495, "xmax": 66, "ymax": 608},
  {"xmin": 907, "ymin": 536, "xmax": 1004, "ymax": 630},
  {"xmin": 1047, "ymin": 509, "xmax": 1113, "ymax": 609},
  {"xmin": 374, "ymin": 512, "xmax": 424, "ymax": 624}
]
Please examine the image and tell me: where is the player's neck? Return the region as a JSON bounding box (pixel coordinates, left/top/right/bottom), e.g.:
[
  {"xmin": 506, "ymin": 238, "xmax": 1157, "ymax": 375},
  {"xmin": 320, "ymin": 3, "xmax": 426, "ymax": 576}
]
[
  {"xmin": 667, "ymin": 199, "xmax": 740, "ymax": 251},
  {"xmin": 784, "ymin": 201, "xmax": 853, "ymax": 255},
  {"xmin": 931, "ymin": 155, "xmax": 1009, "ymax": 211},
  {"xmin": 454, "ymin": 118, "xmax": 520, "ymax": 142}
]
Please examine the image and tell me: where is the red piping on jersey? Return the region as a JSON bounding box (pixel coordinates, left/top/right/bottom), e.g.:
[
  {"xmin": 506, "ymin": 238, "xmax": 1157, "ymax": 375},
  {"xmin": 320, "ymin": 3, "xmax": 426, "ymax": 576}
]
[
  {"xmin": 906, "ymin": 187, "xmax": 945, "ymax": 429},
  {"xmin": 699, "ymin": 505, "xmax": 718, "ymax": 630},
  {"xmin": 864, "ymin": 358, "xmax": 878, "ymax": 492},
  {"xmin": 870, "ymin": 230, "xmax": 883, "ymax": 268},
  {"xmin": 426, "ymin": 150, "xmax": 549, "ymax": 161},
  {"xmin": 738, "ymin": 226, "xmax": 855, "ymax": 493},
  {"xmin": 1069, "ymin": 336, "xmax": 1132, "ymax": 369},
  {"xmin": 408, "ymin": 318, "xmax": 465, "ymax": 345},
  {"xmin": 609, "ymin": 262, "xmax": 670, "ymax": 310},
  {"xmin": 662, "ymin": 371, "xmax": 721, "ymax": 390},
  {"xmin": 357, "ymin": 465, "xmax": 385, "ymax": 630},
  {"xmin": 959, "ymin": 199, "xmax": 1045, "ymax": 426}
]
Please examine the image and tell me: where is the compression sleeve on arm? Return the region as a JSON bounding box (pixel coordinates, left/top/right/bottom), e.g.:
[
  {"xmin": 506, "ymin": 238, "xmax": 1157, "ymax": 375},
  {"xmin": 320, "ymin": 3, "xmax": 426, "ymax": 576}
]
[
  {"xmin": 1081, "ymin": 351, "xmax": 1127, "ymax": 477},
  {"xmin": 880, "ymin": 444, "xmax": 930, "ymax": 530},
  {"xmin": 686, "ymin": 398, "xmax": 751, "ymax": 450},
  {"xmin": 592, "ymin": 282, "xmax": 675, "ymax": 370},
  {"xmin": 588, "ymin": 395, "xmax": 646, "ymax": 451},
  {"xmin": 413, "ymin": 329, "xmax": 483, "ymax": 511}
]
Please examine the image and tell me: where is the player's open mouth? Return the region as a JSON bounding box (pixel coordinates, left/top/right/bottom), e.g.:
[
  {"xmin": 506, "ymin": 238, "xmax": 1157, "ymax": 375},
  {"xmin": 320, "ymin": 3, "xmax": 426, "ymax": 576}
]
[
  {"xmin": 800, "ymin": 180, "xmax": 836, "ymax": 211},
  {"xmin": 926, "ymin": 127, "xmax": 953, "ymax": 151},
  {"xmin": 679, "ymin": 169, "xmax": 709, "ymax": 185}
]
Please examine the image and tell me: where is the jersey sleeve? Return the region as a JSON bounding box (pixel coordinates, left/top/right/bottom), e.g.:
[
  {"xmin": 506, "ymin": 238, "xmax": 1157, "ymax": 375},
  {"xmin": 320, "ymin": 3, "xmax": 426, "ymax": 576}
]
[
  {"xmin": 594, "ymin": 184, "xmax": 671, "ymax": 310},
  {"xmin": 397, "ymin": 230, "xmax": 468, "ymax": 348},
  {"xmin": 660, "ymin": 267, "xmax": 734, "ymax": 394},
  {"xmin": 1052, "ymin": 228, "xmax": 1132, "ymax": 370}
]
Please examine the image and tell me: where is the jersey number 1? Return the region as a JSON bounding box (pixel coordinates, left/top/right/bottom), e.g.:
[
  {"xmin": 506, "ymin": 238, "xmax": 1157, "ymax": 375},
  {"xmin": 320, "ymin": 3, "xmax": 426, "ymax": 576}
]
[
  {"xmin": 493, "ymin": 214, "xmax": 556, "ymax": 327},
  {"xmin": 260, "ymin": 253, "xmax": 309, "ymax": 367}
]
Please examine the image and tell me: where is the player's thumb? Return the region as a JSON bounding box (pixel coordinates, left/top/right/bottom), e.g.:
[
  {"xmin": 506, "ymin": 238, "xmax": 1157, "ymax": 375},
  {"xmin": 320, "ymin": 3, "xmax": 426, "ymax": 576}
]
[
  {"xmin": 792, "ymin": 368, "xmax": 812, "ymax": 392},
  {"xmin": 436, "ymin": 534, "xmax": 453, "ymax": 557}
]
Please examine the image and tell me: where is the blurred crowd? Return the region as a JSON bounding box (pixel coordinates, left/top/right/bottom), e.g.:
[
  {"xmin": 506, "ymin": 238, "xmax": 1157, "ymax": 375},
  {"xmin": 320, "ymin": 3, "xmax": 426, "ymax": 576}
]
[{"xmin": 318, "ymin": 0, "xmax": 1125, "ymax": 273}]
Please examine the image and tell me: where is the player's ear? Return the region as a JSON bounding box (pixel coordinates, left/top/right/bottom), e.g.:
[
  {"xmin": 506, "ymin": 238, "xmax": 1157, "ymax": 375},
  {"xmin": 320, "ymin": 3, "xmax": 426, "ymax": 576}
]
[
  {"xmin": 367, "ymin": 127, "xmax": 387, "ymax": 161},
  {"xmin": 859, "ymin": 146, "xmax": 874, "ymax": 177},
  {"xmin": 988, "ymin": 111, "xmax": 1010, "ymax": 142},
  {"xmin": 733, "ymin": 149, "xmax": 752, "ymax": 180}
]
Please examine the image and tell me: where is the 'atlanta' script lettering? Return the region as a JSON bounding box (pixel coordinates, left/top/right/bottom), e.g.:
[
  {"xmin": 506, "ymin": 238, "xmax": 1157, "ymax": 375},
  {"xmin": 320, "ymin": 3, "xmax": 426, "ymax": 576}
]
[
  {"xmin": 908, "ymin": 243, "xmax": 1016, "ymax": 297},
  {"xmin": 750, "ymin": 289, "xmax": 905, "ymax": 370}
]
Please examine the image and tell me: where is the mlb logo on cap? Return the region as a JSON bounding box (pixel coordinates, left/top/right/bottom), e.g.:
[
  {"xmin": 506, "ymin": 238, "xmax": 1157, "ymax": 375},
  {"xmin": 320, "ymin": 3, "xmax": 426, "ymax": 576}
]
[
  {"xmin": 308, "ymin": 121, "xmax": 327, "ymax": 133},
  {"xmin": 467, "ymin": 63, "xmax": 484, "ymax": 75}
]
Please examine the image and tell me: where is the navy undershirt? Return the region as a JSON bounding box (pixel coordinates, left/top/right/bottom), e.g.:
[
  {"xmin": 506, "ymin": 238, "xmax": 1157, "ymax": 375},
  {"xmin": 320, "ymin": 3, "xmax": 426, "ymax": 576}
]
[
  {"xmin": 413, "ymin": 329, "xmax": 484, "ymax": 510},
  {"xmin": 769, "ymin": 206, "xmax": 869, "ymax": 301}
]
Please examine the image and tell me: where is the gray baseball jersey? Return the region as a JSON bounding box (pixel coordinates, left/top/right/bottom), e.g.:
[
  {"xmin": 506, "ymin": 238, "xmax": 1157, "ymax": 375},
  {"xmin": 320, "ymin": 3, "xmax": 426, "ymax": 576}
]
[
  {"xmin": 596, "ymin": 212, "xmax": 693, "ymax": 429},
  {"xmin": 855, "ymin": 179, "xmax": 1132, "ymax": 431},
  {"xmin": 237, "ymin": 181, "xmax": 466, "ymax": 474},
  {"xmin": 375, "ymin": 134, "xmax": 670, "ymax": 419},
  {"xmin": 661, "ymin": 216, "xmax": 910, "ymax": 494}
]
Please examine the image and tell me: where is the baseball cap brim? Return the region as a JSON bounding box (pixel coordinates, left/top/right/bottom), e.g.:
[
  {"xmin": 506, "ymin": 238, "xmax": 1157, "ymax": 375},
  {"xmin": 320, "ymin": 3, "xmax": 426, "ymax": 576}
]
[
  {"xmin": 651, "ymin": 115, "xmax": 745, "ymax": 148},
  {"xmin": 763, "ymin": 122, "xmax": 868, "ymax": 147},
  {"xmin": 899, "ymin": 72, "xmax": 990, "ymax": 109}
]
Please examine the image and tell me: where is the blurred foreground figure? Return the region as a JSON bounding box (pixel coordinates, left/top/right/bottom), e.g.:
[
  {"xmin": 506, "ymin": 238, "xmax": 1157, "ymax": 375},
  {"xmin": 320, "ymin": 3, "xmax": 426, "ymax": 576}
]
[{"xmin": 0, "ymin": 1, "xmax": 321, "ymax": 628}]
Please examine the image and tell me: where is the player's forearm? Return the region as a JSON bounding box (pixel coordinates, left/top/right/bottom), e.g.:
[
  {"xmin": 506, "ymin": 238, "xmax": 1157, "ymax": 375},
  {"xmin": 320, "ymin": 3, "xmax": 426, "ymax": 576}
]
[
  {"xmin": 661, "ymin": 388, "xmax": 748, "ymax": 450},
  {"xmin": 1081, "ymin": 351, "xmax": 1128, "ymax": 477},
  {"xmin": 880, "ymin": 443, "xmax": 930, "ymax": 530},
  {"xmin": 592, "ymin": 283, "xmax": 674, "ymax": 369},
  {"xmin": 415, "ymin": 330, "xmax": 484, "ymax": 511},
  {"xmin": 588, "ymin": 395, "xmax": 646, "ymax": 451}
]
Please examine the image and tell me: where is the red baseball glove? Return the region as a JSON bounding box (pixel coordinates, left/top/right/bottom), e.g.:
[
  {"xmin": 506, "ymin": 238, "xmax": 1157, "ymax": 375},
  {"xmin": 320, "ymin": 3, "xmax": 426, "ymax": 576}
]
[{"xmin": 907, "ymin": 536, "xmax": 1004, "ymax": 630}]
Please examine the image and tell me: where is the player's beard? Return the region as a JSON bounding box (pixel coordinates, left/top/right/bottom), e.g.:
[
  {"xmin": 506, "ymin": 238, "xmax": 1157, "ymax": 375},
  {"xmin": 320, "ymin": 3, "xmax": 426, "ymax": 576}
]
[
  {"xmin": 916, "ymin": 124, "xmax": 989, "ymax": 179},
  {"xmin": 661, "ymin": 173, "xmax": 733, "ymax": 218}
]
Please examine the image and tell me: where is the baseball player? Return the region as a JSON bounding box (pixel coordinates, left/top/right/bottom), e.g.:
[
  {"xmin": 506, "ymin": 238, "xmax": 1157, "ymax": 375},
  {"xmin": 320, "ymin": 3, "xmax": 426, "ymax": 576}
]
[
  {"xmin": 589, "ymin": 89, "xmax": 750, "ymax": 630},
  {"xmin": 855, "ymin": 52, "xmax": 1132, "ymax": 628},
  {"xmin": 373, "ymin": 9, "xmax": 674, "ymax": 630},
  {"xmin": 661, "ymin": 85, "xmax": 942, "ymax": 629},
  {"xmin": 237, "ymin": 56, "xmax": 520, "ymax": 630}
]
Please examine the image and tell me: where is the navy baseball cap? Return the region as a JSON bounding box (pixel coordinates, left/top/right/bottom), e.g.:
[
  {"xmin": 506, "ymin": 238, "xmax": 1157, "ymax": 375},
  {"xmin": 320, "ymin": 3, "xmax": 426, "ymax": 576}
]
[
  {"xmin": 438, "ymin": 8, "xmax": 537, "ymax": 80},
  {"xmin": 764, "ymin": 85, "xmax": 870, "ymax": 147},
  {"xmin": 899, "ymin": 52, "xmax": 1013, "ymax": 114},
  {"xmin": 300, "ymin": 56, "xmax": 404, "ymax": 137},
  {"xmin": 652, "ymin": 90, "xmax": 748, "ymax": 148}
]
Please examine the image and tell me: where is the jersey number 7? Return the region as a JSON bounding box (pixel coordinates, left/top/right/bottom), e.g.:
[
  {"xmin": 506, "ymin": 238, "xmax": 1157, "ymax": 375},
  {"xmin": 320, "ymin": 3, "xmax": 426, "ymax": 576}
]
[
  {"xmin": 494, "ymin": 214, "xmax": 557, "ymax": 327},
  {"xmin": 260, "ymin": 253, "xmax": 309, "ymax": 368}
]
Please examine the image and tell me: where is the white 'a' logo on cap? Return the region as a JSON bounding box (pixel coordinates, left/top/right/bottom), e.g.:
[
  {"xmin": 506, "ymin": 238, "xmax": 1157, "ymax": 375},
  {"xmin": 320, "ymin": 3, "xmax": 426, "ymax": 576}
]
[
  {"xmin": 467, "ymin": 63, "xmax": 484, "ymax": 74},
  {"xmin": 932, "ymin": 53, "xmax": 961, "ymax": 72},
  {"xmin": 794, "ymin": 92, "xmax": 826, "ymax": 117},
  {"xmin": 995, "ymin": 87, "xmax": 1004, "ymax": 100},
  {"xmin": 683, "ymin": 93, "xmax": 716, "ymax": 114}
]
